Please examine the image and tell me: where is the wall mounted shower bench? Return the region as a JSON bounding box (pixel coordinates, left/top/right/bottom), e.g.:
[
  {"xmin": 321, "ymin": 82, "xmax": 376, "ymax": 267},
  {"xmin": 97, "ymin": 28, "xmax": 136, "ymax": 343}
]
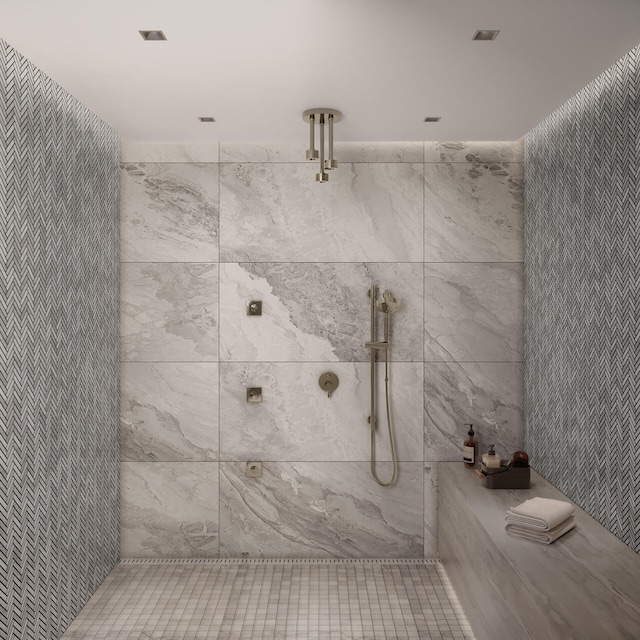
[{"xmin": 438, "ymin": 462, "xmax": 640, "ymax": 640}]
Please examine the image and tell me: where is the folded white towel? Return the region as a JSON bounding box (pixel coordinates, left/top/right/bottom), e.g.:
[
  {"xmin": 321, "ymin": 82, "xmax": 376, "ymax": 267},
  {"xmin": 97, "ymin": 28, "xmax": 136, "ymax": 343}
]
[
  {"xmin": 505, "ymin": 497, "xmax": 575, "ymax": 531},
  {"xmin": 506, "ymin": 516, "xmax": 576, "ymax": 544}
]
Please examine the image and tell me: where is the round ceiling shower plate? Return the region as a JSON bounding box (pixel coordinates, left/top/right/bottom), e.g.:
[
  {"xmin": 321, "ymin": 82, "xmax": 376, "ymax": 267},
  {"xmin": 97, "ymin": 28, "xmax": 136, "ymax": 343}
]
[{"xmin": 302, "ymin": 108, "xmax": 343, "ymax": 123}]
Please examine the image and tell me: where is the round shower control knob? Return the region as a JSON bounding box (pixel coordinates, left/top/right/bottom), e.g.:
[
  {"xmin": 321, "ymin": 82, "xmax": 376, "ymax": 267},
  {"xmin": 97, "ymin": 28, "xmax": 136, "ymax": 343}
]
[{"xmin": 319, "ymin": 372, "xmax": 339, "ymax": 398}]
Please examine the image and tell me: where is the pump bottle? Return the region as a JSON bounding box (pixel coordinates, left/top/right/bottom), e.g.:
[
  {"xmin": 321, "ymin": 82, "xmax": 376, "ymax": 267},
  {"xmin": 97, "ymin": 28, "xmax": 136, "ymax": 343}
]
[{"xmin": 463, "ymin": 424, "xmax": 478, "ymax": 468}]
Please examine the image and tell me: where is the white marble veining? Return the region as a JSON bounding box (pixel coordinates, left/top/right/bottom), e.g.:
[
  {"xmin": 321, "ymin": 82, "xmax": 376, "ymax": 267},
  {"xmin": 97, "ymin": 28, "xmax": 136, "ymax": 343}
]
[
  {"xmin": 219, "ymin": 461, "xmax": 424, "ymax": 558},
  {"xmin": 120, "ymin": 141, "xmax": 219, "ymax": 163},
  {"xmin": 439, "ymin": 463, "xmax": 640, "ymax": 640},
  {"xmin": 220, "ymin": 142, "xmax": 308, "ymax": 163},
  {"xmin": 219, "ymin": 362, "xmax": 423, "ymax": 462},
  {"xmin": 121, "ymin": 362, "xmax": 218, "ymax": 461},
  {"xmin": 120, "ymin": 163, "xmax": 219, "ymax": 262},
  {"xmin": 219, "ymin": 263, "xmax": 334, "ymax": 362},
  {"xmin": 220, "ymin": 141, "xmax": 423, "ymax": 163},
  {"xmin": 219, "ymin": 162, "xmax": 423, "ymax": 262},
  {"xmin": 114, "ymin": 139, "xmax": 527, "ymax": 563},
  {"xmin": 424, "ymin": 140, "xmax": 524, "ymax": 164},
  {"xmin": 220, "ymin": 262, "xmax": 423, "ymax": 362},
  {"xmin": 424, "ymin": 263, "xmax": 523, "ymax": 362},
  {"xmin": 424, "ymin": 362, "xmax": 523, "ymax": 461},
  {"xmin": 120, "ymin": 262, "xmax": 218, "ymax": 362},
  {"xmin": 120, "ymin": 462, "xmax": 219, "ymax": 558},
  {"xmin": 424, "ymin": 162, "xmax": 524, "ymax": 262}
]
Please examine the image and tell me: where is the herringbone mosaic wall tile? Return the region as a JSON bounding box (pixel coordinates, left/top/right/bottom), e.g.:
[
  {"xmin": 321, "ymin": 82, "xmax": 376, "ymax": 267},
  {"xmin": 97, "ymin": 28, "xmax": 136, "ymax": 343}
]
[
  {"xmin": 0, "ymin": 39, "xmax": 120, "ymax": 639},
  {"xmin": 525, "ymin": 44, "xmax": 640, "ymax": 553}
]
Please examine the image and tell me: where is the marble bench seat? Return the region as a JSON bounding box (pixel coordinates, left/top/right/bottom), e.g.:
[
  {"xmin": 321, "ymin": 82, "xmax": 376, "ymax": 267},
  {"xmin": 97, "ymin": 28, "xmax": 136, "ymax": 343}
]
[{"xmin": 437, "ymin": 462, "xmax": 640, "ymax": 640}]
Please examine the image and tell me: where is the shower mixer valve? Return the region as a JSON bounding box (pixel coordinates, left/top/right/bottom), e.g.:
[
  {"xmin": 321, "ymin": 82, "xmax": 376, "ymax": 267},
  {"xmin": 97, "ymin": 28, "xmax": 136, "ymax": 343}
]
[{"xmin": 318, "ymin": 372, "xmax": 339, "ymax": 398}]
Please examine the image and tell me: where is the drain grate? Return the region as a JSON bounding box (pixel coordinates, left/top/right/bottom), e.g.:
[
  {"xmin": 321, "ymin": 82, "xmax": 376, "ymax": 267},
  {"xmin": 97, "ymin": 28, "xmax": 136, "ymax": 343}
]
[{"xmin": 121, "ymin": 557, "xmax": 441, "ymax": 566}]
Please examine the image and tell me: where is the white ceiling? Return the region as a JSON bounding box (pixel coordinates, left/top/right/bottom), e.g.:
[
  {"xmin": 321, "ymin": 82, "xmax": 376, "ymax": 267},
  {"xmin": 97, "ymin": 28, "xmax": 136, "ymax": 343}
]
[{"xmin": 1, "ymin": 0, "xmax": 640, "ymax": 143}]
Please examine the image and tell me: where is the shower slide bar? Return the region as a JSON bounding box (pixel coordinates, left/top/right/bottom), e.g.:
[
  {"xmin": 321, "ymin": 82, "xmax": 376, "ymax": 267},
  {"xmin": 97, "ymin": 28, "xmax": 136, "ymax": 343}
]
[{"xmin": 365, "ymin": 285, "xmax": 398, "ymax": 487}]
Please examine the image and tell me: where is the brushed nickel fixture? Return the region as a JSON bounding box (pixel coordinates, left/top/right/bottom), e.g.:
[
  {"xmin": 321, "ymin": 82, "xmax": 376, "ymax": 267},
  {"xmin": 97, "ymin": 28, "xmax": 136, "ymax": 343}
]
[
  {"xmin": 319, "ymin": 372, "xmax": 340, "ymax": 398},
  {"xmin": 246, "ymin": 300, "xmax": 262, "ymax": 316},
  {"xmin": 365, "ymin": 286, "xmax": 399, "ymax": 486},
  {"xmin": 423, "ymin": 117, "xmax": 442, "ymax": 123},
  {"xmin": 246, "ymin": 462, "xmax": 262, "ymax": 478},
  {"xmin": 302, "ymin": 108, "xmax": 342, "ymax": 183},
  {"xmin": 139, "ymin": 30, "xmax": 167, "ymax": 41},
  {"xmin": 198, "ymin": 117, "xmax": 216, "ymax": 122}
]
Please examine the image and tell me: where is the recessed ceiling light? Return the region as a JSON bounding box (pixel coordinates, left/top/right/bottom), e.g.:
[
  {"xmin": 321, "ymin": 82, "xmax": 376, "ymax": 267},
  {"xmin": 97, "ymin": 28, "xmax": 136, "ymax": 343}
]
[
  {"xmin": 472, "ymin": 30, "xmax": 499, "ymax": 41},
  {"xmin": 198, "ymin": 117, "xmax": 216, "ymax": 123},
  {"xmin": 139, "ymin": 30, "xmax": 167, "ymax": 41},
  {"xmin": 423, "ymin": 117, "xmax": 441, "ymax": 123}
]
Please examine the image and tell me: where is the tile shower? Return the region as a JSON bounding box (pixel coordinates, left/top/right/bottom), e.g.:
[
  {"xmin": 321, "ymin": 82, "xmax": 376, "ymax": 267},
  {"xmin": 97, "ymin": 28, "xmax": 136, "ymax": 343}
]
[
  {"xmin": 118, "ymin": 140, "xmax": 525, "ymax": 560},
  {"xmin": 4, "ymin": 23, "xmax": 639, "ymax": 639}
]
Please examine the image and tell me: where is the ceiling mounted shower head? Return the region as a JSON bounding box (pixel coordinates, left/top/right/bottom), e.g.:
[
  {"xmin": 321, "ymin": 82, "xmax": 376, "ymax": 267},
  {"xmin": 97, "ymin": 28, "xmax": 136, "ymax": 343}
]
[{"xmin": 302, "ymin": 108, "xmax": 342, "ymax": 183}]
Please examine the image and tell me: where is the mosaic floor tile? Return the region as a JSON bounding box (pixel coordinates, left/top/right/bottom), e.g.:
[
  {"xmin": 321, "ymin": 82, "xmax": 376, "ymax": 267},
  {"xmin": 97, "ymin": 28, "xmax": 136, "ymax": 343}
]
[{"xmin": 62, "ymin": 559, "xmax": 475, "ymax": 640}]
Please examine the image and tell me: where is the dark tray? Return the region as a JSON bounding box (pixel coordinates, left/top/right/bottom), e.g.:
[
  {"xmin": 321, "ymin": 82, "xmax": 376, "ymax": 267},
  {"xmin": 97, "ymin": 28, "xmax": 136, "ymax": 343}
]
[{"xmin": 480, "ymin": 465, "xmax": 530, "ymax": 489}]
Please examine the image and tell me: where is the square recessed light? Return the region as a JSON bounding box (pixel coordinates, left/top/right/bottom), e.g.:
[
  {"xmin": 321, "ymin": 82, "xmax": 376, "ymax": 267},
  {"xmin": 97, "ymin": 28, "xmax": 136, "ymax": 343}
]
[
  {"xmin": 472, "ymin": 30, "xmax": 499, "ymax": 41},
  {"xmin": 423, "ymin": 117, "xmax": 441, "ymax": 123},
  {"xmin": 139, "ymin": 30, "xmax": 167, "ymax": 41},
  {"xmin": 198, "ymin": 117, "xmax": 216, "ymax": 123}
]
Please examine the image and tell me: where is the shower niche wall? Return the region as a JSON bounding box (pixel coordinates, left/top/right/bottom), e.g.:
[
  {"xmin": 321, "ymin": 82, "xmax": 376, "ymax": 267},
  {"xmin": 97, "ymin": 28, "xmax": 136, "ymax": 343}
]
[{"xmin": 119, "ymin": 140, "xmax": 525, "ymax": 559}]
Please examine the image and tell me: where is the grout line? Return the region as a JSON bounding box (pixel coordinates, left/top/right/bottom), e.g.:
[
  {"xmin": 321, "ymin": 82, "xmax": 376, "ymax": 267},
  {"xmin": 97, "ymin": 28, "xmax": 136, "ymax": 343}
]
[
  {"xmin": 217, "ymin": 139, "xmax": 222, "ymax": 560},
  {"xmin": 121, "ymin": 360, "xmax": 522, "ymax": 364},
  {"xmin": 120, "ymin": 557, "xmax": 441, "ymax": 565},
  {"xmin": 422, "ymin": 140, "xmax": 427, "ymax": 561},
  {"xmin": 120, "ymin": 260, "xmax": 524, "ymax": 264}
]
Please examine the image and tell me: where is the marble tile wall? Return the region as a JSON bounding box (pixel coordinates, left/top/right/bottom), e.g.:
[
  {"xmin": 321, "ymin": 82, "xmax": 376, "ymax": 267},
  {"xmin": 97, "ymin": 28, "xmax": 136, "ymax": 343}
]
[{"xmin": 119, "ymin": 140, "xmax": 524, "ymax": 559}]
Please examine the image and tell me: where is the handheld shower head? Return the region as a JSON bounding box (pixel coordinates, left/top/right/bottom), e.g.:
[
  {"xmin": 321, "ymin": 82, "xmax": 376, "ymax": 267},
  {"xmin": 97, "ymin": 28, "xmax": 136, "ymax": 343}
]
[{"xmin": 376, "ymin": 289, "xmax": 399, "ymax": 314}]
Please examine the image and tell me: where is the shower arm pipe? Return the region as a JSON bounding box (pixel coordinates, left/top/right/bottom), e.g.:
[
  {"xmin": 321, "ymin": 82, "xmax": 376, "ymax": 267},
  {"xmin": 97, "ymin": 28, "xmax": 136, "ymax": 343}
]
[
  {"xmin": 319, "ymin": 114, "xmax": 325, "ymax": 177},
  {"xmin": 327, "ymin": 114, "xmax": 336, "ymax": 169},
  {"xmin": 328, "ymin": 115, "xmax": 333, "ymax": 165},
  {"xmin": 309, "ymin": 114, "xmax": 316, "ymax": 157}
]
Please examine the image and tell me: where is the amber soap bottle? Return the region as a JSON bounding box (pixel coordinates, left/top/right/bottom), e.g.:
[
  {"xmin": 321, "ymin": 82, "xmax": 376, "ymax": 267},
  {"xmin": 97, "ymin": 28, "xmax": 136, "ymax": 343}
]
[{"xmin": 463, "ymin": 424, "xmax": 478, "ymax": 468}]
